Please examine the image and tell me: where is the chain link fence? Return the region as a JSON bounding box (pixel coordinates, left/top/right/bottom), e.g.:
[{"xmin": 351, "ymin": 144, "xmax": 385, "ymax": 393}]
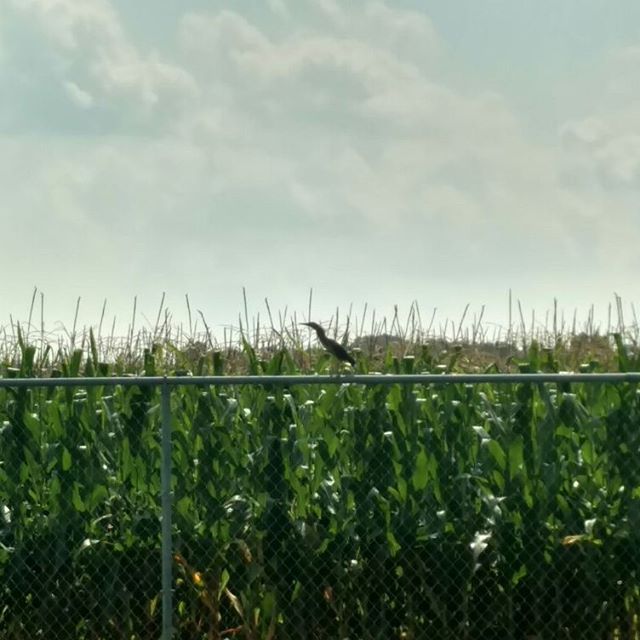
[{"xmin": 1, "ymin": 374, "xmax": 640, "ymax": 639}]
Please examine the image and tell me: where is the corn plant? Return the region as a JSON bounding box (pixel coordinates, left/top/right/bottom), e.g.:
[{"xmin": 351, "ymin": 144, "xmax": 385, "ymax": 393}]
[{"xmin": 1, "ymin": 339, "xmax": 639, "ymax": 638}]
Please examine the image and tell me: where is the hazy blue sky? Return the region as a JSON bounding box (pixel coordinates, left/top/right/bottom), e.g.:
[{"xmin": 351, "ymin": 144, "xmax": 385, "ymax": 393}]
[{"xmin": 2, "ymin": 0, "xmax": 639, "ymax": 339}]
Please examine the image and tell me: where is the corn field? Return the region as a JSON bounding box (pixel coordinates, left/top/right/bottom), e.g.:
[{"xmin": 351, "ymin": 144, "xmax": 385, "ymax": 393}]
[{"xmin": 1, "ymin": 328, "xmax": 640, "ymax": 638}]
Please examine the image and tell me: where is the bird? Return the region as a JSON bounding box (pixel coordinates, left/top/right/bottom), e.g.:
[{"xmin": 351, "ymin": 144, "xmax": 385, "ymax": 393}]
[{"xmin": 301, "ymin": 322, "xmax": 355, "ymax": 366}]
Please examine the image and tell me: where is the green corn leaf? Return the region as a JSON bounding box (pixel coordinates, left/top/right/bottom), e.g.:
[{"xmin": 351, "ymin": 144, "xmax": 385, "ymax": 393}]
[{"xmin": 412, "ymin": 448, "xmax": 429, "ymax": 491}]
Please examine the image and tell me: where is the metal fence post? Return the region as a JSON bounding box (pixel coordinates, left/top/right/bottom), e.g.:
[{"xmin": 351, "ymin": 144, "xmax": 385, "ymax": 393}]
[{"xmin": 160, "ymin": 379, "xmax": 173, "ymax": 640}]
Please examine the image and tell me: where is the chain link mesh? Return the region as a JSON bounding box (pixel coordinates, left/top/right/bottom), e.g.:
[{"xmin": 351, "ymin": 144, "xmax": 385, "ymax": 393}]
[
  {"xmin": 0, "ymin": 384, "xmax": 162, "ymax": 639},
  {"xmin": 1, "ymin": 379, "xmax": 639, "ymax": 638}
]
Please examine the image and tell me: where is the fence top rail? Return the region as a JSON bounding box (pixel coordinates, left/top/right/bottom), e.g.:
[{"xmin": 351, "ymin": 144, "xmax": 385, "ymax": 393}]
[{"xmin": 0, "ymin": 372, "xmax": 639, "ymax": 389}]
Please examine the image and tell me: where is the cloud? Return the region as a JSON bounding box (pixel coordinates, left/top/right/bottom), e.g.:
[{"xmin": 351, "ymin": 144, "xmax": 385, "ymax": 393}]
[
  {"xmin": 1, "ymin": 0, "xmax": 197, "ymax": 131},
  {"xmin": 559, "ymin": 43, "xmax": 640, "ymax": 192},
  {"xmin": 311, "ymin": 0, "xmax": 346, "ymax": 27},
  {"xmin": 64, "ymin": 80, "xmax": 94, "ymax": 108},
  {"xmin": 177, "ymin": 8, "xmax": 601, "ymax": 266},
  {"xmin": 605, "ymin": 45, "xmax": 640, "ymax": 104},
  {"xmin": 1, "ymin": 0, "xmax": 640, "ymax": 326},
  {"xmin": 7, "ymin": 0, "xmax": 120, "ymax": 51},
  {"xmin": 595, "ymin": 135, "xmax": 640, "ymax": 188},
  {"xmin": 267, "ymin": 0, "xmax": 289, "ymax": 19},
  {"xmin": 362, "ymin": 1, "xmax": 440, "ymax": 62},
  {"xmin": 175, "ymin": 7, "xmax": 524, "ymax": 234},
  {"xmin": 559, "ymin": 117, "xmax": 610, "ymax": 148}
]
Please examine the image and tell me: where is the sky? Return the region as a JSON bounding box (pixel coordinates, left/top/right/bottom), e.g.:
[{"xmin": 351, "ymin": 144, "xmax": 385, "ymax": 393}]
[{"xmin": 1, "ymin": 0, "xmax": 640, "ymax": 341}]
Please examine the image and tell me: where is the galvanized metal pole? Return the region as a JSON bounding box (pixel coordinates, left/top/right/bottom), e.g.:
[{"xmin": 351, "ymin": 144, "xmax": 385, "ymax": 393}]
[{"xmin": 160, "ymin": 380, "xmax": 173, "ymax": 640}]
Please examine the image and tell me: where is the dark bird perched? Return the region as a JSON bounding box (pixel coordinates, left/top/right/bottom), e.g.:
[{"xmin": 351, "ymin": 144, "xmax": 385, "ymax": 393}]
[{"xmin": 301, "ymin": 322, "xmax": 355, "ymax": 366}]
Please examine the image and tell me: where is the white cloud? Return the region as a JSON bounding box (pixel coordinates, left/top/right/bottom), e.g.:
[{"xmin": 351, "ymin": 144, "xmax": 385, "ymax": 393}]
[
  {"xmin": 3, "ymin": 0, "xmax": 198, "ymax": 127},
  {"xmin": 7, "ymin": 4, "xmax": 634, "ymax": 248},
  {"xmin": 362, "ymin": 2, "xmax": 439, "ymax": 62},
  {"xmin": 559, "ymin": 117, "xmax": 610, "ymax": 148},
  {"xmin": 311, "ymin": 0, "xmax": 346, "ymax": 27},
  {"xmin": 558, "ymin": 44, "xmax": 640, "ymax": 192},
  {"xmin": 2, "ymin": 1, "xmax": 640, "ymax": 328},
  {"xmin": 605, "ymin": 45, "xmax": 640, "ymax": 101},
  {"xmin": 267, "ymin": 0, "xmax": 289, "ymax": 19},
  {"xmin": 595, "ymin": 135, "xmax": 640, "ymax": 187},
  {"xmin": 179, "ymin": 10, "xmax": 272, "ymax": 77},
  {"xmin": 64, "ymin": 80, "xmax": 94, "ymax": 108},
  {"xmin": 8, "ymin": 0, "xmax": 121, "ymax": 51}
]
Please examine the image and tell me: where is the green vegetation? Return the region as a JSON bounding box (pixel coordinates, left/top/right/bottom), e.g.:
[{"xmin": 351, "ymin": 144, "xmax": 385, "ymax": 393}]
[
  {"xmin": 1, "ymin": 295, "xmax": 640, "ymax": 638},
  {"xmin": 1, "ymin": 289, "xmax": 636, "ymax": 376}
]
